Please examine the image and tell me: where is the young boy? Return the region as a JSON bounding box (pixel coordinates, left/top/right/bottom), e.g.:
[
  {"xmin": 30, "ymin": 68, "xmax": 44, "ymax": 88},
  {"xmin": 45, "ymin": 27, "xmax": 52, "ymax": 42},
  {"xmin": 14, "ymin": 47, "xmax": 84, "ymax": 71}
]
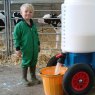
[{"xmin": 13, "ymin": 3, "xmax": 41, "ymax": 86}]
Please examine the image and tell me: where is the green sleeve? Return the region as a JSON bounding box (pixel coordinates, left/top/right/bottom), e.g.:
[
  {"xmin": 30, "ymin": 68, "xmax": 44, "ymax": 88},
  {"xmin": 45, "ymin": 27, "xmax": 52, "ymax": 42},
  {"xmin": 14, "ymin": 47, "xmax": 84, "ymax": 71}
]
[{"xmin": 13, "ymin": 24, "xmax": 22, "ymax": 48}]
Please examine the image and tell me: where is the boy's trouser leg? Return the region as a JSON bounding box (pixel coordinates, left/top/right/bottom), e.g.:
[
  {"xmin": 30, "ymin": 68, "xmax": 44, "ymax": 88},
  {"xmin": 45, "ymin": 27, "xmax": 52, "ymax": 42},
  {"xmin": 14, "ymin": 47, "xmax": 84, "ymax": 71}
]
[
  {"xmin": 30, "ymin": 66, "xmax": 41, "ymax": 85},
  {"xmin": 22, "ymin": 67, "xmax": 30, "ymax": 86}
]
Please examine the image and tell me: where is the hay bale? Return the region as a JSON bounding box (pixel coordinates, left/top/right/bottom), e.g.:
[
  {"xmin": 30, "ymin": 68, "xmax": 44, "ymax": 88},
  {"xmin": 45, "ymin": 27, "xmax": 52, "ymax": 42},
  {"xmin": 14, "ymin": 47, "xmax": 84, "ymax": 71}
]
[{"xmin": 37, "ymin": 54, "xmax": 51, "ymax": 68}]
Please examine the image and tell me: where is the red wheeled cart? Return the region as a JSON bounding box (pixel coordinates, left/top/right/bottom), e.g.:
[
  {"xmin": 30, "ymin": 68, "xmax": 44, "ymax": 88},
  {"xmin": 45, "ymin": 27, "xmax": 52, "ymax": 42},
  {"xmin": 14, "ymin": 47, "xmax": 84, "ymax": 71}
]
[{"xmin": 46, "ymin": 54, "xmax": 95, "ymax": 95}]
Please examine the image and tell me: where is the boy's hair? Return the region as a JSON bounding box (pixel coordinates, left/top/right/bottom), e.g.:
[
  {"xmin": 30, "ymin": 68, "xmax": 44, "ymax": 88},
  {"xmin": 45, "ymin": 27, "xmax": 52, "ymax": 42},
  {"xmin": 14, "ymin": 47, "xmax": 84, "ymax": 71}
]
[{"xmin": 20, "ymin": 3, "xmax": 34, "ymax": 13}]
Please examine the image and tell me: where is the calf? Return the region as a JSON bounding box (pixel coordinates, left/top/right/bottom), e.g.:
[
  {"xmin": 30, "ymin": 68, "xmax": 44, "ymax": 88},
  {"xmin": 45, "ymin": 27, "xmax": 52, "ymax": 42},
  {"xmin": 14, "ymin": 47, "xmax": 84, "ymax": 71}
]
[
  {"xmin": 12, "ymin": 12, "xmax": 22, "ymax": 25},
  {"xmin": 43, "ymin": 14, "xmax": 61, "ymax": 27},
  {"xmin": 38, "ymin": 13, "xmax": 61, "ymax": 48},
  {"xmin": 0, "ymin": 12, "xmax": 5, "ymax": 31},
  {"xmin": 0, "ymin": 12, "xmax": 5, "ymax": 47}
]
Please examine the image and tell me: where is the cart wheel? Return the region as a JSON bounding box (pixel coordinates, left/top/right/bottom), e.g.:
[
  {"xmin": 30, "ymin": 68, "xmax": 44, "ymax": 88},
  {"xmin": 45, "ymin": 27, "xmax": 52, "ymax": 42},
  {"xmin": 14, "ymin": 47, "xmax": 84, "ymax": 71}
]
[
  {"xmin": 47, "ymin": 55, "xmax": 57, "ymax": 67},
  {"xmin": 63, "ymin": 63, "xmax": 94, "ymax": 95}
]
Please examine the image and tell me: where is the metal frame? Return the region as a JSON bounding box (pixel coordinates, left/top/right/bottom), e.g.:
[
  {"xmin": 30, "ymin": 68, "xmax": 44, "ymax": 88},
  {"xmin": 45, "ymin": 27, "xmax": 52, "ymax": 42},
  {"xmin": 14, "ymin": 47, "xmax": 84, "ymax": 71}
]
[
  {"xmin": 4, "ymin": 0, "xmax": 12, "ymax": 55},
  {"xmin": 11, "ymin": 0, "xmax": 64, "ymax": 4}
]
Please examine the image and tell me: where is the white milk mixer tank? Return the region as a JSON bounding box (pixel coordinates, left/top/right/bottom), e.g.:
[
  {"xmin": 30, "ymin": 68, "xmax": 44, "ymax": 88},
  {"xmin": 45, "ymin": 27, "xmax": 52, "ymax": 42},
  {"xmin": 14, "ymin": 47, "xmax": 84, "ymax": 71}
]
[{"xmin": 61, "ymin": 0, "xmax": 95, "ymax": 53}]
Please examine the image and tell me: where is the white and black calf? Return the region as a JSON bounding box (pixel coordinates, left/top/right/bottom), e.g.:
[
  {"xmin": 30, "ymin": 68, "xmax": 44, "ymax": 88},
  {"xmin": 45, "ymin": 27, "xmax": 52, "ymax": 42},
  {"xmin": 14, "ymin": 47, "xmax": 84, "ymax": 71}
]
[
  {"xmin": 12, "ymin": 12, "xmax": 22, "ymax": 25},
  {"xmin": 0, "ymin": 12, "xmax": 5, "ymax": 46},
  {"xmin": 38, "ymin": 13, "xmax": 61, "ymax": 48},
  {"xmin": 39, "ymin": 13, "xmax": 61, "ymax": 27},
  {"xmin": 0, "ymin": 12, "xmax": 5, "ymax": 31}
]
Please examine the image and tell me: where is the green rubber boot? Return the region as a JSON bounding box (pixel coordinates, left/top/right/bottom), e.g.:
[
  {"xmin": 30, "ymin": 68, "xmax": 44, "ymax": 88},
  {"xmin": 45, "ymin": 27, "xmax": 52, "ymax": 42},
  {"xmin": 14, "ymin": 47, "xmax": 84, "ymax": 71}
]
[
  {"xmin": 22, "ymin": 67, "xmax": 30, "ymax": 86},
  {"xmin": 30, "ymin": 66, "xmax": 41, "ymax": 85}
]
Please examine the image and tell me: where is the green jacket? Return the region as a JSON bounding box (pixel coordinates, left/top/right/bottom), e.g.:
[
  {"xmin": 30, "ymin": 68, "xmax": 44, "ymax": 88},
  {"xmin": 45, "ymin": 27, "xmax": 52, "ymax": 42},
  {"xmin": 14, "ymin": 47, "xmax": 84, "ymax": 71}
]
[{"xmin": 13, "ymin": 20, "xmax": 40, "ymax": 67}]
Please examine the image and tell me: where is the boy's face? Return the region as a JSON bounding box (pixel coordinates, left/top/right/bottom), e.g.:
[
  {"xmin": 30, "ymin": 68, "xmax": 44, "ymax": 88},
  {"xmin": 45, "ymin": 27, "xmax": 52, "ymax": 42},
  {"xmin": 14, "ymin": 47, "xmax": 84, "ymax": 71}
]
[{"xmin": 20, "ymin": 7, "xmax": 33, "ymax": 20}]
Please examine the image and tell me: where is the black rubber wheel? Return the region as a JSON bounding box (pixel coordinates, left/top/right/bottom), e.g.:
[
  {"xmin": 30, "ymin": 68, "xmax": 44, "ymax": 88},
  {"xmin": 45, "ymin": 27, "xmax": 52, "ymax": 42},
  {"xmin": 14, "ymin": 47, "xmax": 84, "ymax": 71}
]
[
  {"xmin": 47, "ymin": 55, "xmax": 57, "ymax": 67},
  {"xmin": 63, "ymin": 63, "xmax": 94, "ymax": 95}
]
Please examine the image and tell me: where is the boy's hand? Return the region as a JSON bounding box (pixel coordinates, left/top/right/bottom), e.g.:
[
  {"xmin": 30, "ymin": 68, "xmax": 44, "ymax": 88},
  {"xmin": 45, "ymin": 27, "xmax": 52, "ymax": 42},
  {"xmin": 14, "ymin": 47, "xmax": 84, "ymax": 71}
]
[{"xmin": 15, "ymin": 50, "xmax": 22, "ymax": 57}]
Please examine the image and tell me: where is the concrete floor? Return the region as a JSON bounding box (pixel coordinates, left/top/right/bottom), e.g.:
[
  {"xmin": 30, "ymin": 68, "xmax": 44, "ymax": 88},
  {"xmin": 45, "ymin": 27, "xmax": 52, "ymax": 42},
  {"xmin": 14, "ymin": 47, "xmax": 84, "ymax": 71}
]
[{"xmin": 0, "ymin": 65, "xmax": 95, "ymax": 95}]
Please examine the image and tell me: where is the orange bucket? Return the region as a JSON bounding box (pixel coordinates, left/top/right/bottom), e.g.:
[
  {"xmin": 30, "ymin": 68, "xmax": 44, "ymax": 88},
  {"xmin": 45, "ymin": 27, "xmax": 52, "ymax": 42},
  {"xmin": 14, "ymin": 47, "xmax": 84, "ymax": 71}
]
[{"xmin": 40, "ymin": 66, "xmax": 67, "ymax": 95}]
